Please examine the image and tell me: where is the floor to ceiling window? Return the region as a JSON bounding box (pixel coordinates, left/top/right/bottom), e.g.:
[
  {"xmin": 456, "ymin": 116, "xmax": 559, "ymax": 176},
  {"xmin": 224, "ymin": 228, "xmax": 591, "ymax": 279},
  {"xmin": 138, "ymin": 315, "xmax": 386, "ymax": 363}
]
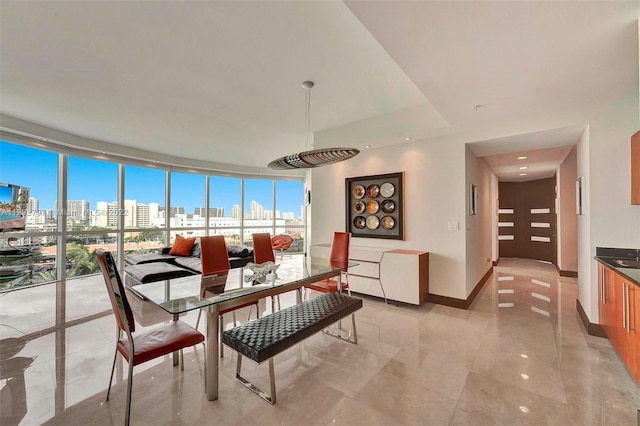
[
  {"xmin": 0, "ymin": 139, "xmax": 305, "ymax": 291},
  {"xmin": 0, "ymin": 143, "xmax": 58, "ymax": 288},
  {"xmin": 124, "ymin": 165, "xmax": 167, "ymax": 251}
]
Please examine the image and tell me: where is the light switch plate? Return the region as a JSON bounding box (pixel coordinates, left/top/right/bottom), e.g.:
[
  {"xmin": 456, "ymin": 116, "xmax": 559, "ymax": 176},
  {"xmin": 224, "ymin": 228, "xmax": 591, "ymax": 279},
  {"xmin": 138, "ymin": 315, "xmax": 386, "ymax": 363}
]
[{"xmin": 448, "ymin": 221, "xmax": 459, "ymax": 231}]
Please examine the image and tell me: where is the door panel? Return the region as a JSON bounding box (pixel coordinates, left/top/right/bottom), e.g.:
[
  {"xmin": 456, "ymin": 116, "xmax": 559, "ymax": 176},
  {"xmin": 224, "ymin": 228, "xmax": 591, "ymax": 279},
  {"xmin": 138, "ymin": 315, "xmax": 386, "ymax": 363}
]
[{"xmin": 498, "ymin": 177, "xmax": 557, "ymax": 263}]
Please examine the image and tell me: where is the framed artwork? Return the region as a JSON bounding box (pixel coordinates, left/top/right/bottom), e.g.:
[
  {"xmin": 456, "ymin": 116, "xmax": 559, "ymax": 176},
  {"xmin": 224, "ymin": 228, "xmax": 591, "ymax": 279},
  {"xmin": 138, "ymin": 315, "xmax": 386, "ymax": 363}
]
[
  {"xmin": 345, "ymin": 172, "xmax": 404, "ymax": 240},
  {"xmin": 470, "ymin": 184, "xmax": 478, "ymax": 215}
]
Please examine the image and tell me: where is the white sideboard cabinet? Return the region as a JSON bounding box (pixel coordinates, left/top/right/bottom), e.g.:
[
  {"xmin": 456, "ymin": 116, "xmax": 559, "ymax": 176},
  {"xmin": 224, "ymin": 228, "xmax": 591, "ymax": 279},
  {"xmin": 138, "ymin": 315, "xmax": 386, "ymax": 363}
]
[{"xmin": 311, "ymin": 244, "xmax": 429, "ymax": 305}]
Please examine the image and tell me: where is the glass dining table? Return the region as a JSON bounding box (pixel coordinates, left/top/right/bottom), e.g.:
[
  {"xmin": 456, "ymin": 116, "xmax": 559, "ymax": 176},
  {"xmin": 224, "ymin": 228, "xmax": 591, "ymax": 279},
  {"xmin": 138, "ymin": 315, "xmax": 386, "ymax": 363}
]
[{"xmin": 130, "ymin": 256, "xmax": 354, "ymax": 401}]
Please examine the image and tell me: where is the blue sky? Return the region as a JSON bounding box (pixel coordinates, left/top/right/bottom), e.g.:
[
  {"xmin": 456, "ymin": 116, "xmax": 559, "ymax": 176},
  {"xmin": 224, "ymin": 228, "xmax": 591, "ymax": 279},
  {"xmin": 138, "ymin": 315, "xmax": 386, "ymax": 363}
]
[{"xmin": 1, "ymin": 141, "xmax": 303, "ymax": 216}]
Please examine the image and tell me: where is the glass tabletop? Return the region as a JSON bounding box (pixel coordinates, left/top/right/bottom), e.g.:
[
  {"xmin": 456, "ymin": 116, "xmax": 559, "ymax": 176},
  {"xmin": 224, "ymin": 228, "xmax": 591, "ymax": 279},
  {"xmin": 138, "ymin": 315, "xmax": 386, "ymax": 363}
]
[{"xmin": 130, "ymin": 257, "xmax": 357, "ymax": 315}]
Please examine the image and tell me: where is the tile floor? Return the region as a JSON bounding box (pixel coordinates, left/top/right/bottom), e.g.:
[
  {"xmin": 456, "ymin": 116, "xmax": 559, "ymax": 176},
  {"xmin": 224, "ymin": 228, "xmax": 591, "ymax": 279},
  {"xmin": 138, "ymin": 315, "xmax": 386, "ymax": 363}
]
[{"xmin": 1, "ymin": 258, "xmax": 639, "ymax": 425}]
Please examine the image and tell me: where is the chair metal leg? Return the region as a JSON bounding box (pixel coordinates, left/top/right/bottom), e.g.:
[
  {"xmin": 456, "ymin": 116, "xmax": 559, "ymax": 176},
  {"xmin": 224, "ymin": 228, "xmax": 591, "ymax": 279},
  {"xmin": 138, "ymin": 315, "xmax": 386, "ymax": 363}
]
[
  {"xmin": 125, "ymin": 360, "xmax": 134, "ymax": 426},
  {"xmin": 180, "ymin": 349, "xmax": 184, "ymax": 371},
  {"xmin": 220, "ymin": 314, "xmax": 225, "ymax": 356},
  {"xmin": 106, "ymin": 349, "xmax": 118, "ymax": 401},
  {"xmin": 195, "ymin": 309, "xmax": 202, "ymax": 330}
]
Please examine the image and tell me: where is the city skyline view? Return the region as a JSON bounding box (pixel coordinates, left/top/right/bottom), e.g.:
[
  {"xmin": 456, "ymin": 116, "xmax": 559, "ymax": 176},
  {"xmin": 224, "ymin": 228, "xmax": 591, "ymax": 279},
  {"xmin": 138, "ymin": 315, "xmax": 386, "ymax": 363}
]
[{"xmin": 1, "ymin": 142, "xmax": 304, "ymax": 219}]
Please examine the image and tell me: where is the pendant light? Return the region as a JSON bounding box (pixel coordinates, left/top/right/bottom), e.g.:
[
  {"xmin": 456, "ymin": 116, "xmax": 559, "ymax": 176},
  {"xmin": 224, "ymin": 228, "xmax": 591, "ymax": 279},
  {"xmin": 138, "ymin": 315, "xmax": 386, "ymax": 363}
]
[{"xmin": 267, "ymin": 81, "xmax": 359, "ymax": 170}]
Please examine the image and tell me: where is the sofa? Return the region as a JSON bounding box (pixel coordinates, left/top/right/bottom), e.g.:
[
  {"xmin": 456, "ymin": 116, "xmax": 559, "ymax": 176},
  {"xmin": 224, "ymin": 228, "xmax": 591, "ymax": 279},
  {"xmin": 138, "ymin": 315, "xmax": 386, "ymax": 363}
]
[{"xmin": 124, "ymin": 238, "xmax": 254, "ymax": 284}]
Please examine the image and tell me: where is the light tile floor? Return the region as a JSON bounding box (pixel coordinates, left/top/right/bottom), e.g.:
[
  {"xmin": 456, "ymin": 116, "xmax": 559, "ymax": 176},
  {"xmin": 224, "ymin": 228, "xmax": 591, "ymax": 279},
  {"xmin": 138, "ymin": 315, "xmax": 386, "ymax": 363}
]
[{"xmin": 1, "ymin": 258, "xmax": 638, "ymax": 425}]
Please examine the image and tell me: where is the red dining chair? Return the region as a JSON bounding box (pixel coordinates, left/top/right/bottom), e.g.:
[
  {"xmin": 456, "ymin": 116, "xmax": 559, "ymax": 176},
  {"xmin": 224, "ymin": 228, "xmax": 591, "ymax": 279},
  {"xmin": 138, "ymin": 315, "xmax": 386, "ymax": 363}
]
[
  {"xmin": 252, "ymin": 232, "xmax": 285, "ymax": 311},
  {"xmin": 271, "ymin": 234, "xmax": 294, "ymax": 259},
  {"xmin": 253, "ymin": 232, "xmax": 276, "ymax": 264},
  {"xmin": 195, "ymin": 235, "xmax": 259, "ymax": 357},
  {"xmin": 304, "ymin": 232, "xmax": 351, "ymax": 297},
  {"xmin": 97, "ymin": 249, "xmax": 204, "ymax": 426}
]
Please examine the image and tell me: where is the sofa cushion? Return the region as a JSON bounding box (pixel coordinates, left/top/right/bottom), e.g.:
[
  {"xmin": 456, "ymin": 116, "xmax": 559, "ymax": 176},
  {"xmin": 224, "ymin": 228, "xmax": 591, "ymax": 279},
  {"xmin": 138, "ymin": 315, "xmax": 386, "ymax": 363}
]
[
  {"xmin": 228, "ymin": 245, "xmax": 252, "ymax": 258},
  {"xmin": 191, "ymin": 239, "xmax": 201, "ymax": 258},
  {"xmin": 229, "ymin": 256, "xmax": 253, "ymax": 269},
  {"xmin": 174, "ymin": 256, "xmax": 202, "ymax": 274},
  {"xmin": 125, "ymin": 253, "xmax": 177, "ymax": 265},
  {"xmin": 124, "ymin": 263, "xmax": 196, "ymax": 285},
  {"xmin": 170, "ymin": 235, "xmax": 196, "ymax": 256}
]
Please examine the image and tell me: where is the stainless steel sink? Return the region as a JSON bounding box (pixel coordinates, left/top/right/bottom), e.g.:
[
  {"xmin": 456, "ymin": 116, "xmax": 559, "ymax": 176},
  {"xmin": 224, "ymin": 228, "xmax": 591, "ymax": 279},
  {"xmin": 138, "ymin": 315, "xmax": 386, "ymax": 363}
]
[{"xmin": 615, "ymin": 259, "xmax": 640, "ymax": 268}]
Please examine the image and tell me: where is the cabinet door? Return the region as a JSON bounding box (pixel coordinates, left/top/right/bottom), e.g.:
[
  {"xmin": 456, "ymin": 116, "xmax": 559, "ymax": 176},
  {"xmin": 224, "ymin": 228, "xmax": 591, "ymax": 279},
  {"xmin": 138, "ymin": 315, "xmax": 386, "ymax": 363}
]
[
  {"xmin": 629, "ymin": 283, "xmax": 639, "ymax": 381},
  {"xmin": 598, "ymin": 264, "xmax": 610, "ymax": 336},
  {"xmin": 615, "ymin": 275, "xmax": 635, "ymax": 370},
  {"xmin": 603, "ymin": 266, "xmax": 616, "ymax": 338}
]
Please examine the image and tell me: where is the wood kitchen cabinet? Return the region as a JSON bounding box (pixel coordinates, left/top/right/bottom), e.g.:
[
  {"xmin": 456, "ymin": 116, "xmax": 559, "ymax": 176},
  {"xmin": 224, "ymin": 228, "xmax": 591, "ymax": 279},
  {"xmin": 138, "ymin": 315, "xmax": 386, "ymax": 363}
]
[
  {"xmin": 632, "ymin": 130, "xmax": 640, "ymax": 204},
  {"xmin": 597, "ymin": 262, "xmax": 640, "ymax": 383}
]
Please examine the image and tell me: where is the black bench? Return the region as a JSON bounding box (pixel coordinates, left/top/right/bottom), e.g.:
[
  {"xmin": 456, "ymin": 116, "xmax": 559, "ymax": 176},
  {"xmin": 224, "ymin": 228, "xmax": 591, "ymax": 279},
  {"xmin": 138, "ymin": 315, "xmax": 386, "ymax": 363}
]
[{"xmin": 222, "ymin": 292, "xmax": 362, "ymax": 404}]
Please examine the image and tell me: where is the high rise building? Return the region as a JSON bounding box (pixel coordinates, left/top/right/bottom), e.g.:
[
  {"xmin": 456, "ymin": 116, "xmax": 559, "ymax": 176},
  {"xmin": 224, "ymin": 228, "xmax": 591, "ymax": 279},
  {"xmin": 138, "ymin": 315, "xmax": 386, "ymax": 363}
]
[
  {"xmin": 232, "ymin": 204, "xmax": 241, "ymax": 219},
  {"xmin": 194, "ymin": 207, "xmax": 225, "ymax": 217},
  {"xmin": 59, "ymin": 200, "xmax": 89, "ymax": 225}
]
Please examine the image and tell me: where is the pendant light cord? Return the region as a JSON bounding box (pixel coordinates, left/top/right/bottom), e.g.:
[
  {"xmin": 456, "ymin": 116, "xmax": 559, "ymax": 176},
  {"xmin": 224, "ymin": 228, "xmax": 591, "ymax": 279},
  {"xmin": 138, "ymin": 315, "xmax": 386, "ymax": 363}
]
[{"xmin": 305, "ymin": 84, "xmax": 311, "ymax": 151}]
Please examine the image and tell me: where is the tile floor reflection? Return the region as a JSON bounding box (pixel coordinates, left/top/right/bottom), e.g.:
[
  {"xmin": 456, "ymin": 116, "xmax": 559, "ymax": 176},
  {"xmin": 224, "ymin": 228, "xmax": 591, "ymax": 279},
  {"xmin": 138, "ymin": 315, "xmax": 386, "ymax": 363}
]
[{"xmin": 0, "ymin": 258, "xmax": 638, "ymax": 425}]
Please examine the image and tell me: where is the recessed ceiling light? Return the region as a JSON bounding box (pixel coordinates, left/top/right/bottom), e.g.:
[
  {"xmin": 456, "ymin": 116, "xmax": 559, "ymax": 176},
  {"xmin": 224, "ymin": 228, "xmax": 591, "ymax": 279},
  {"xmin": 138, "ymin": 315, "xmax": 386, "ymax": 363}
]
[
  {"xmin": 519, "ymin": 173, "xmax": 527, "ymax": 176},
  {"xmin": 519, "ymin": 166, "xmax": 528, "ymax": 170},
  {"xmin": 404, "ymin": 137, "xmax": 411, "ymax": 141},
  {"xmin": 365, "ymin": 145, "xmax": 371, "ymax": 149},
  {"xmin": 517, "ymin": 156, "xmax": 528, "ymax": 160},
  {"xmin": 521, "ymin": 373, "xmax": 529, "ymax": 380},
  {"xmin": 520, "ymin": 354, "xmax": 528, "ymax": 358},
  {"xmin": 519, "ymin": 406, "xmax": 530, "ymax": 413}
]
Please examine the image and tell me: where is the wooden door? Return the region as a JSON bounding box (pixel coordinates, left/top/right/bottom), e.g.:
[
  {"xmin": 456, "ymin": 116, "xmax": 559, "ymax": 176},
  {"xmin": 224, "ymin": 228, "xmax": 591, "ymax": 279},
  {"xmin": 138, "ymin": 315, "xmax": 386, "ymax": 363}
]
[{"xmin": 498, "ymin": 177, "xmax": 557, "ymax": 263}]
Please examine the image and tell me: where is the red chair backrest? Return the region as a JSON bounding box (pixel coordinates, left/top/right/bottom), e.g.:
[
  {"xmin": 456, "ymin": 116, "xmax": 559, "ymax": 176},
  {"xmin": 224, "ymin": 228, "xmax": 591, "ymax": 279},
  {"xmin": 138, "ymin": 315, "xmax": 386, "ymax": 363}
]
[
  {"xmin": 271, "ymin": 234, "xmax": 293, "ymax": 250},
  {"xmin": 329, "ymin": 232, "xmax": 350, "ymax": 263},
  {"xmin": 200, "ymin": 235, "xmax": 230, "ymax": 276},
  {"xmin": 97, "ymin": 249, "xmax": 135, "ymax": 334},
  {"xmin": 253, "ymin": 232, "xmax": 275, "ymax": 263}
]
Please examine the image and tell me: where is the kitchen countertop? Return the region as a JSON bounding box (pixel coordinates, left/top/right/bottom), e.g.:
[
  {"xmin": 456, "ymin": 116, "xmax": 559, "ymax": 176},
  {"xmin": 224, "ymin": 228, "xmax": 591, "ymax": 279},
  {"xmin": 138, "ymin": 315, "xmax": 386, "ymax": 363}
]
[{"xmin": 595, "ymin": 247, "xmax": 640, "ymax": 287}]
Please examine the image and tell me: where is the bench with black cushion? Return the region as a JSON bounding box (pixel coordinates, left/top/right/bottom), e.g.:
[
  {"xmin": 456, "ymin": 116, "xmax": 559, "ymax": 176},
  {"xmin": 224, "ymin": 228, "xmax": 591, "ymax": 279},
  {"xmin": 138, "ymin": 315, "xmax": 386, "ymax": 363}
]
[
  {"xmin": 222, "ymin": 292, "xmax": 362, "ymax": 404},
  {"xmin": 124, "ymin": 262, "xmax": 197, "ymax": 286}
]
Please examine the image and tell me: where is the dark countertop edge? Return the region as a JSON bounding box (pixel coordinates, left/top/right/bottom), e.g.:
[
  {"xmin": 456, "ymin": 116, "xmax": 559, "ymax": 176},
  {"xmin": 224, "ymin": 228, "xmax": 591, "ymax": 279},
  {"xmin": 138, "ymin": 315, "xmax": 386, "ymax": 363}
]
[{"xmin": 595, "ymin": 256, "xmax": 640, "ymax": 287}]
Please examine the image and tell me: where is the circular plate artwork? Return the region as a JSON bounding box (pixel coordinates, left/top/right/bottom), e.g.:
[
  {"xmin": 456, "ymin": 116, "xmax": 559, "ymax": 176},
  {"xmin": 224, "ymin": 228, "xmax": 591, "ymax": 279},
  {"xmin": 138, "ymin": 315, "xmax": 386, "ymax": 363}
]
[
  {"xmin": 353, "ymin": 201, "xmax": 365, "ymax": 214},
  {"xmin": 353, "ymin": 216, "xmax": 366, "ymax": 229},
  {"xmin": 366, "ymin": 215, "xmax": 380, "ymax": 230},
  {"xmin": 380, "ymin": 182, "xmax": 395, "ymax": 198},
  {"xmin": 381, "ymin": 199, "xmax": 395, "ymax": 213},
  {"xmin": 352, "ymin": 185, "xmax": 365, "ymax": 199},
  {"xmin": 366, "ymin": 200, "xmax": 379, "ymax": 214},
  {"xmin": 381, "ymin": 216, "xmax": 395, "ymax": 230},
  {"xmin": 366, "ymin": 184, "xmax": 380, "ymax": 198}
]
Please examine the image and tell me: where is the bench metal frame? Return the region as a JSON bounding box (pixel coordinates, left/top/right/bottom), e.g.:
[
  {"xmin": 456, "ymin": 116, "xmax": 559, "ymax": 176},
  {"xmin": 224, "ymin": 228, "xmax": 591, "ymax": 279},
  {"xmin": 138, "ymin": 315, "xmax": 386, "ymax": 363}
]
[{"xmin": 225, "ymin": 293, "xmax": 361, "ymax": 405}]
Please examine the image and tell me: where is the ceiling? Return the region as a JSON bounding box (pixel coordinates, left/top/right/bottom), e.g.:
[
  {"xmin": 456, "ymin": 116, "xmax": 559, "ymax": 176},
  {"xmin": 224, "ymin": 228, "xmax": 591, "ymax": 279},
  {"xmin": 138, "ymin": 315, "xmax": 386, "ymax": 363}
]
[{"xmin": 1, "ymin": 1, "xmax": 638, "ymax": 176}]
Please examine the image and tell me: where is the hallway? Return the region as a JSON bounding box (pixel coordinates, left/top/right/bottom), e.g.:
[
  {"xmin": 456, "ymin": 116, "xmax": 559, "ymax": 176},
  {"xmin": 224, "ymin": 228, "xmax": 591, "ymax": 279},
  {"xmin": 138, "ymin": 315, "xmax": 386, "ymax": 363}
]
[{"xmin": 0, "ymin": 259, "xmax": 638, "ymax": 425}]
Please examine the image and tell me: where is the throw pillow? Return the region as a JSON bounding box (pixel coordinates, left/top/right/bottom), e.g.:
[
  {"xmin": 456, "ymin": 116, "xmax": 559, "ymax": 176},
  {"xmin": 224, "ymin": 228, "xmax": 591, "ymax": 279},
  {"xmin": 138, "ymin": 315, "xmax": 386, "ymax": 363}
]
[
  {"xmin": 191, "ymin": 238, "xmax": 202, "ymax": 258},
  {"xmin": 169, "ymin": 235, "xmax": 196, "ymax": 256}
]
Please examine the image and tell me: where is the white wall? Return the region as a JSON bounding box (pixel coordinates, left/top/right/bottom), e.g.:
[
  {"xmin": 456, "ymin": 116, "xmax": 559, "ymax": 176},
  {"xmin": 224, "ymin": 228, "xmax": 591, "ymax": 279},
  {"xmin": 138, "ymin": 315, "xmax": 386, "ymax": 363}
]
[
  {"xmin": 577, "ymin": 91, "xmax": 640, "ymax": 323},
  {"xmin": 311, "ymin": 139, "xmax": 468, "ymax": 300},
  {"xmin": 465, "ymin": 146, "xmax": 495, "ymax": 295},
  {"xmin": 557, "ymin": 148, "xmax": 578, "ymax": 272}
]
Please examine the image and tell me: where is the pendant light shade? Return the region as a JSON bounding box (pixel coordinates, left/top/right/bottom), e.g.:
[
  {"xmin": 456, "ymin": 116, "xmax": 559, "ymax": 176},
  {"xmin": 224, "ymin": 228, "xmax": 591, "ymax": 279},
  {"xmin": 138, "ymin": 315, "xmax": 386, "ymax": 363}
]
[{"xmin": 267, "ymin": 81, "xmax": 359, "ymax": 170}]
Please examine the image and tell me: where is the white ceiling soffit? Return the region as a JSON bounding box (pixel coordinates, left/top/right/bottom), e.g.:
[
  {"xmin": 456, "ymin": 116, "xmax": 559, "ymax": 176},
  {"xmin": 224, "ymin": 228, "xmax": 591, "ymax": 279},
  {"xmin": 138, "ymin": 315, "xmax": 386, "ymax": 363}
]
[
  {"xmin": 0, "ymin": 1, "xmax": 429, "ymax": 169},
  {"xmin": 468, "ymin": 125, "xmax": 586, "ymax": 157},
  {"xmin": 483, "ymin": 145, "xmax": 575, "ymax": 182},
  {"xmin": 345, "ymin": 1, "xmax": 639, "ymax": 144}
]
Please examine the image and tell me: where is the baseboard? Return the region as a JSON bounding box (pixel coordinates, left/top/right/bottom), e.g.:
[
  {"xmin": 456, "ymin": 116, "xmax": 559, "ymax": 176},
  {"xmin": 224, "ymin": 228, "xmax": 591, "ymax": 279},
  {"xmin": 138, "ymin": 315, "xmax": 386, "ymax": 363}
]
[
  {"xmin": 576, "ymin": 298, "xmax": 607, "ymax": 338},
  {"xmin": 427, "ymin": 266, "xmax": 493, "ymax": 310},
  {"xmin": 557, "ymin": 265, "xmax": 578, "ymax": 278}
]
